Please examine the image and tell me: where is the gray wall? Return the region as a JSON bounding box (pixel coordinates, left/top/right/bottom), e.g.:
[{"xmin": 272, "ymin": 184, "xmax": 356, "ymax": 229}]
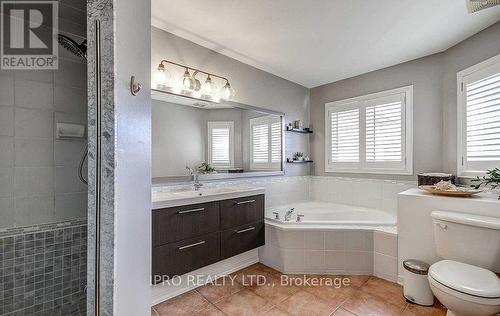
[
  {"xmin": 310, "ymin": 22, "xmax": 500, "ymax": 180},
  {"xmin": 0, "ymin": 2, "xmax": 87, "ymax": 229},
  {"xmin": 442, "ymin": 22, "xmax": 500, "ymax": 175},
  {"xmin": 152, "ymin": 27, "xmax": 311, "ymax": 176}
]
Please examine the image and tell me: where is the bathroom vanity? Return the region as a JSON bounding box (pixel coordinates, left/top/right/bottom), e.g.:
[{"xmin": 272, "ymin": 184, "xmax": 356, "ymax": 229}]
[{"xmin": 151, "ymin": 186, "xmax": 265, "ymax": 282}]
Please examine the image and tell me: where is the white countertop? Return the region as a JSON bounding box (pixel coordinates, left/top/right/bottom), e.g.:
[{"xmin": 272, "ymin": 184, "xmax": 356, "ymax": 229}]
[
  {"xmin": 152, "ymin": 185, "xmax": 265, "ymax": 209},
  {"xmin": 399, "ymin": 187, "xmax": 500, "ymax": 205}
]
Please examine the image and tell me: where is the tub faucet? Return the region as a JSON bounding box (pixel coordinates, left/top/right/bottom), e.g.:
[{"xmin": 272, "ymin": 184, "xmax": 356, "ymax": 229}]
[
  {"xmin": 296, "ymin": 214, "xmax": 304, "ymax": 222},
  {"xmin": 284, "ymin": 208, "xmax": 295, "ymax": 221}
]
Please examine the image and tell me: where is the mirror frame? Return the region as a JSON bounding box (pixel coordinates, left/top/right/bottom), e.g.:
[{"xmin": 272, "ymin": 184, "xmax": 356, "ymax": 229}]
[{"xmin": 151, "ymin": 90, "xmax": 286, "ymax": 184}]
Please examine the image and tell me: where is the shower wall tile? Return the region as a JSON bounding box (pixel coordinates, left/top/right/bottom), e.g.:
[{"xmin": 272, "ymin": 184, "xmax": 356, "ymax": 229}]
[
  {"xmin": 14, "ymin": 196, "xmax": 54, "ymax": 226},
  {"xmin": 55, "ymin": 193, "xmax": 87, "ymax": 221},
  {"xmin": 54, "ymin": 85, "xmax": 87, "ymax": 115},
  {"xmin": 54, "ymin": 60, "xmax": 87, "ymax": 90},
  {"xmin": 59, "ymin": 3, "xmax": 86, "ymax": 27},
  {"xmin": 0, "ymin": 106, "xmax": 14, "ymax": 136},
  {"xmin": 0, "ymin": 167, "xmax": 13, "ymax": 197},
  {"xmin": 14, "ymin": 79, "xmax": 54, "ymax": 110},
  {"xmin": 14, "ymin": 167, "xmax": 54, "ymax": 197},
  {"xmin": 14, "ymin": 139, "xmax": 54, "ymax": 167},
  {"xmin": 0, "ymin": 197, "xmax": 15, "ymax": 227},
  {"xmin": 14, "ymin": 69, "xmax": 54, "ymax": 84},
  {"xmin": 55, "ymin": 167, "xmax": 88, "ymax": 194},
  {"xmin": 0, "ymin": 73, "xmax": 15, "ymax": 106},
  {"xmin": 14, "ymin": 108, "xmax": 54, "ymax": 138},
  {"xmin": 59, "ymin": 16, "xmax": 87, "ymax": 38},
  {"xmin": 0, "ymin": 137, "xmax": 14, "ymax": 167},
  {"xmin": 54, "ymin": 140, "xmax": 86, "ymax": 167}
]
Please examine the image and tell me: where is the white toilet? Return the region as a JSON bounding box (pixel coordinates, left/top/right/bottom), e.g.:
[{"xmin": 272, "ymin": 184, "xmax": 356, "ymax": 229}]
[{"xmin": 428, "ymin": 211, "xmax": 500, "ymax": 316}]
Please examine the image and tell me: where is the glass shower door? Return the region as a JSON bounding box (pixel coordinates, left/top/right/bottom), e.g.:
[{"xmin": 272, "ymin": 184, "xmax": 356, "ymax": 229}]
[{"xmin": 0, "ymin": 1, "xmax": 89, "ymax": 315}]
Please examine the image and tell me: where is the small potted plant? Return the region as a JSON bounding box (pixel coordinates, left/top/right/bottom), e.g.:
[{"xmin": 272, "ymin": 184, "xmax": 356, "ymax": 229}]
[
  {"xmin": 293, "ymin": 152, "xmax": 305, "ymax": 161},
  {"xmin": 471, "ymin": 168, "xmax": 500, "ymax": 199},
  {"xmin": 196, "ymin": 162, "xmax": 216, "ymax": 174}
]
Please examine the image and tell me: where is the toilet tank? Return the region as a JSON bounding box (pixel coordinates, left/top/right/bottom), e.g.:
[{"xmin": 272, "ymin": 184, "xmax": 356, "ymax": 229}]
[{"xmin": 431, "ymin": 211, "xmax": 500, "ymax": 271}]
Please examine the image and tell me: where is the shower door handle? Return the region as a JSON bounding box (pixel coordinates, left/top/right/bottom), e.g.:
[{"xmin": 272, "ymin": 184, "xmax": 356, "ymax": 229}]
[{"xmin": 94, "ymin": 19, "xmax": 102, "ymax": 316}]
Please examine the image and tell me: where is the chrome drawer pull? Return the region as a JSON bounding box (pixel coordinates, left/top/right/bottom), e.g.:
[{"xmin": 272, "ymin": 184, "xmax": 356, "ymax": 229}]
[
  {"xmin": 178, "ymin": 240, "xmax": 206, "ymax": 250},
  {"xmin": 235, "ymin": 199, "xmax": 255, "ymax": 205},
  {"xmin": 178, "ymin": 207, "xmax": 204, "ymax": 214},
  {"xmin": 235, "ymin": 226, "xmax": 255, "ymax": 234}
]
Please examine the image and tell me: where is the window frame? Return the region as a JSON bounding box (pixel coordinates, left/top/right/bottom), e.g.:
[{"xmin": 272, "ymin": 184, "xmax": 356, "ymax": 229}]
[
  {"xmin": 207, "ymin": 121, "xmax": 234, "ymax": 169},
  {"xmin": 249, "ymin": 115, "xmax": 282, "ymax": 170},
  {"xmin": 324, "ymin": 85, "xmax": 413, "ymax": 175},
  {"xmin": 457, "ymin": 54, "xmax": 500, "ymax": 177}
]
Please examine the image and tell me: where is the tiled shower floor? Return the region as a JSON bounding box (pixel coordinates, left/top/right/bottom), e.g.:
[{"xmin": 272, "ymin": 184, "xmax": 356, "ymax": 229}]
[{"xmin": 151, "ymin": 263, "xmax": 447, "ymax": 316}]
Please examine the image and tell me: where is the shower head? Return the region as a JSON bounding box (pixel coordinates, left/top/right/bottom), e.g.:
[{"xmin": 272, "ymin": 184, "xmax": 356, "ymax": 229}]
[{"xmin": 57, "ymin": 34, "xmax": 87, "ymax": 62}]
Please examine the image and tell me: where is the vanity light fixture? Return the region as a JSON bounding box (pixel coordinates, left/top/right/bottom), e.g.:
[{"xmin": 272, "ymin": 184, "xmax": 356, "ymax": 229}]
[{"xmin": 152, "ymin": 59, "xmax": 235, "ymax": 103}]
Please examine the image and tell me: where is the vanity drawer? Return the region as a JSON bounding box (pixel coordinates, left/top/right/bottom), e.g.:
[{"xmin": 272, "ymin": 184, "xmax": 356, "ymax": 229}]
[
  {"xmin": 152, "ymin": 232, "xmax": 220, "ymax": 281},
  {"xmin": 153, "ymin": 201, "xmax": 219, "ymax": 246},
  {"xmin": 220, "ymin": 194, "xmax": 264, "ymax": 229},
  {"xmin": 221, "ymin": 221, "xmax": 265, "ymax": 259}
]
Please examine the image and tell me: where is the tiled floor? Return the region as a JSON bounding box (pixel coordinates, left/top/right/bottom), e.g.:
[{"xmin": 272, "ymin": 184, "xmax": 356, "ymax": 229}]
[{"xmin": 152, "ymin": 263, "xmax": 447, "ymax": 316}]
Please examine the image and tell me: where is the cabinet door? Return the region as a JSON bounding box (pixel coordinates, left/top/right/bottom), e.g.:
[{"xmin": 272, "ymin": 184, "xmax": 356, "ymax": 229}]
[
  {"xmin": 221, "ymin": 221, "xmax": 265, "ymax": 259},
  {"xmin": 153, "ymin": 201, "xmax": 219, "ymax": 246},
  {"xmin": 220, "ymin": 195, "xmax": 264, "ymax": 229},
  {"xmin": 152, "ymin": 232, "xmax": 220, "ymax": 282}
]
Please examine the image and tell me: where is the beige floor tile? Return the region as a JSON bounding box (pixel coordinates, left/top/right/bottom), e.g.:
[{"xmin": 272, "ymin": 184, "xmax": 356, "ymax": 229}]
[
  {"xmin": 359, "ymin": 276, "xmax": 407, "ymax": 308},
  {"xmin": 192, "ymin": 303, "xmax": 225, "ymax": 316},
  {"xmin": 253, "ymin": 274, "xmax": 301, "ymax": 304},
  {"xmin": 402, "ymin": 301, "xmax": 447, "ymax": 316},
  {"xmin": 196, "ymin": 276, "xmax": 243, "ymax": 303},
  {"xmin": 331, "ymin": 308, "xmax": 356, "ymax": 316},
  {"xmin": 341, "ymin": 289, "xmax": 406, "ymax": 316},
  {"xmin": 262, "ymin": 306, "xmax": 292, "ymax": 316},
  {"xmin": 277, "ymin": 290, "xmax": 337, "ymax": 316},
  {"xmin": 214, "ymin": 289, "xmax": 275, "ymax": 316},
  {"xmin": 154, "ymin": 290, "xmax": 210, "ymax": 316},
  {"xmin": 301, "ymin": 284, "xmax": 356, "ymax": 309}
]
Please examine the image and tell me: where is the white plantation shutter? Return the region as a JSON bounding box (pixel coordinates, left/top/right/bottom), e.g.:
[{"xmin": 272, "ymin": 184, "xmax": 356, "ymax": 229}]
[
  {"xmin": 252, "ymin": 123, "xmax": 269, "ymax": 163},
  {"xmin": 325, "ymin": 86, "xmax": 413, "ymax": 174},
  {"xmin": 459, "ymin": 59, "xmax": 500, "ymax": 175},
  {"xmin": 208, "ymin": 121, "xmax": 234, "ymax": 168},
  {"xmin": 250, "ymin": 116, "xmax": 282, "ymax": 169},
  {"xmin": 365, "ymin": 94, "xmax": 405, "ymax": 167},
  {"xmin": 330, "ymin": 108, "xmax": 360, "ymax": 163}
]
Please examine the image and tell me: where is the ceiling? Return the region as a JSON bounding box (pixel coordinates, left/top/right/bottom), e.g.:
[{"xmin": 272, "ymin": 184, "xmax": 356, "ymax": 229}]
[{"xmin": 151, "ymin": 0, "xmax": 500, "ymax": 88}]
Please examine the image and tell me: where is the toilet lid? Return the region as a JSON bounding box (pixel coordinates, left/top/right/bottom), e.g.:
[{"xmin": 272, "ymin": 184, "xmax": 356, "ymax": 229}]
[{"xmin": 429, "ymin": 260, "xmax": 500, "ymax": 298}]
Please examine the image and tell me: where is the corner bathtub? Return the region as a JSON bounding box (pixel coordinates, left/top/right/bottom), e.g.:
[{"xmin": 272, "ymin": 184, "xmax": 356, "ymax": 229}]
[
  {"xmin": 260, "ymin": 201, "xmax": 398, "ymax": 279},
  {"xmin": 266, "ymin": 201, "xmax": 396, "ymax": 228}
]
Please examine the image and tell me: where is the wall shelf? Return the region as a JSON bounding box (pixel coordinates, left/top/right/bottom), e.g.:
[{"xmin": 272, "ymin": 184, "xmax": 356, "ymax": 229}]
[
  {"xmin": 286, "ymin": 158, "xmax": 313, "ymax": 164},
  {"xmin": 285, "ymin": 127, "xmax": 312, "ymax": 134}
]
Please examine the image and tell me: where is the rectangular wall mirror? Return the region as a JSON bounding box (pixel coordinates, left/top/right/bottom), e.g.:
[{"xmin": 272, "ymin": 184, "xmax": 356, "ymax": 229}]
[{"xmin": 151, "ymin": 90, "xmax": 285, "ymax": 183}]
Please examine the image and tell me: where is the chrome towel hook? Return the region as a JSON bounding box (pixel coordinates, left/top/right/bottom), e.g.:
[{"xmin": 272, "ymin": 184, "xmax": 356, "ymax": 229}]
[{"xmin": 130, "ymin": 75, "xmax": 142, "ymax": 96}]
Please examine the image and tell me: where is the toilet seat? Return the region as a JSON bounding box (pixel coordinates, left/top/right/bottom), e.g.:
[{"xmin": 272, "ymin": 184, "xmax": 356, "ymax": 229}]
[{"xmin": 428, "ymin": 260, "xmax": 500, "ymax": 305}]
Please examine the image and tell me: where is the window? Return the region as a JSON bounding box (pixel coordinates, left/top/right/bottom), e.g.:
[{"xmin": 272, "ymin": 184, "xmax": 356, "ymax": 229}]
[
  {"xmin": 207, "ymin": 121, "xmax": 234, "ymax": 169},
  {"xmin": 325, "ymin": 86, "xmax": 413, "ymax": 174},
  {"xmin": 250, "ymin": 116, "xmax": 282, "ymax": 170},
  {"xmin": 457, "ymin": 54, "xmax": 500, "ymax": 176}
]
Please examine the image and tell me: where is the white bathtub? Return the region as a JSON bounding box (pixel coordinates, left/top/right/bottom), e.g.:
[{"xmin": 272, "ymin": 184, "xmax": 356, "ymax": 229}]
[{"xmin": 266, "ymin": 201, "xmax": 396, "ymax": 226}]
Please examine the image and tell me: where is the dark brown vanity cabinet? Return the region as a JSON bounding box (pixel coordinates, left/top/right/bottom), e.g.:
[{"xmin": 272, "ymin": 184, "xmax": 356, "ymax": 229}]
[{"xmin": 152, "ymin": 194, "xmax": 265, "ymax": 282}]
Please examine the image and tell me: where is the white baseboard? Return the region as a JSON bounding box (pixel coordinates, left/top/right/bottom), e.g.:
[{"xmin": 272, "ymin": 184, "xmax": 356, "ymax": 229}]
[
  {"xmin": 151, "ymin": 249, "xmax": 259, "ymax": 305},
  {"xmin": 397, "ymin": 274, "xmax": 404, "ymax": 286}
]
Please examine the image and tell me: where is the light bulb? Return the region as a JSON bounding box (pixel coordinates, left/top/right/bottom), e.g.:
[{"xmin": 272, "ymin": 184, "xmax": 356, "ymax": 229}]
[
  {"xmin": 201, "ymin": 76, "xmax": 219, "ymax": 101},
  {"xmin": 220, "ymin": 81, "xmax": 235, "ymax": 100},
  {"xmin": 181, "ymin": 69, "xmax": 195, "ymax": 91},
  {"xmin": 153, "ymin": 64, "xmax": 171, "ymax": 89}
]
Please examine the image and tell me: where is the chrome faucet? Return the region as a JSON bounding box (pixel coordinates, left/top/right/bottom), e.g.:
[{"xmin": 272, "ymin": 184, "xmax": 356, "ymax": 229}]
[
  {"xmin": 284, "ymin": 208, "xmax": 295, "ymax": 221},
  {"xmin": 186, "ymin": 166, "xmax": 203, "ymax": 191}
]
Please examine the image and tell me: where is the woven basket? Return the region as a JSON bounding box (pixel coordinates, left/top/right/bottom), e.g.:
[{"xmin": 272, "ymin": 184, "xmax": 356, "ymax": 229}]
[{"xmin": 418, "ymin": 173, "xmax": 455, "ymax": 186}]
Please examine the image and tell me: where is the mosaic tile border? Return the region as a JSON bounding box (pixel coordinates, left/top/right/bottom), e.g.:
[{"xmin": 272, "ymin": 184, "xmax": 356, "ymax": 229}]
[{"xmin": 0, "ymin": 219, "xmax": 88, "ymax": 238}]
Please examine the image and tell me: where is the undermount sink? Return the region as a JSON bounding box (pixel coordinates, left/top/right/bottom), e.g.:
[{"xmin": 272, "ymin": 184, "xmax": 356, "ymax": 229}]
[{"xmin": 172, "ymin": 186, "xmax": 247, "ymax": 197}]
